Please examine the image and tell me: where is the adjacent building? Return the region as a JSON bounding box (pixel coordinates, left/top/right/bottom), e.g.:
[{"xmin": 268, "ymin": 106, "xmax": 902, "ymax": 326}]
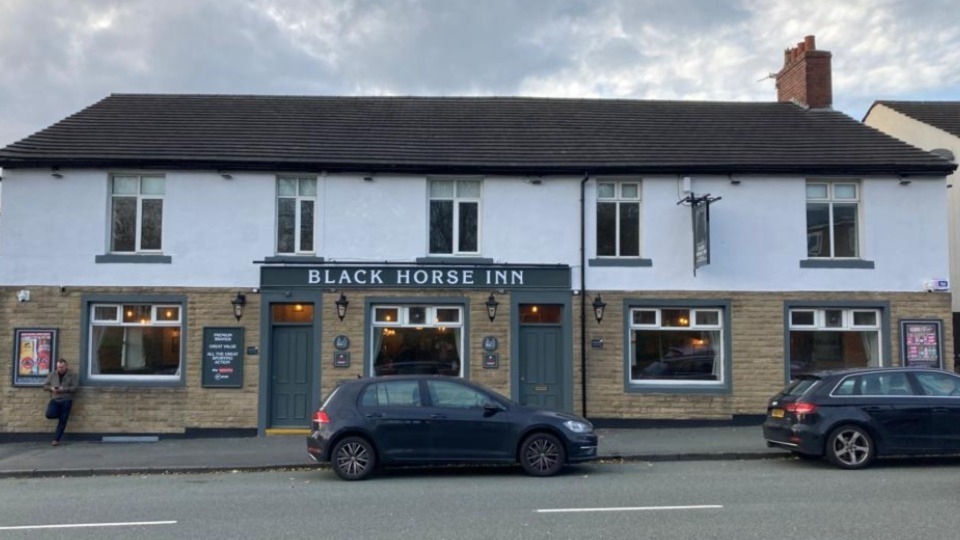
[
  {"xmin": 0, "ymin": 37, "xmax": 954, "ymax": 438},
  {"xmin": 863, "ymin": 101, "xmax": 960, "ymax": 363}
]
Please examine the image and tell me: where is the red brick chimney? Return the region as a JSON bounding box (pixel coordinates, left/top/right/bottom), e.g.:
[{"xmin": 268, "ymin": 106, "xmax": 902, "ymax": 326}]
[{"xmin": 775, "ymin": 35, "xmax": 832, "ymax": 109}]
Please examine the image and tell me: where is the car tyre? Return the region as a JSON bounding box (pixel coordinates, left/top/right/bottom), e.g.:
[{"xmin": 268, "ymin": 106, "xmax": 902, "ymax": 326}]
[
  {"xmin": 519, "ymin": 432, "xmax": 566, "ymax": 477},
  {"xmin": 825, "ymin": 424, "xmax": 875, "ymax": 470},
  {"xmin": 331, "ymin": 436, "xmax": 376, "ymax": 481}
]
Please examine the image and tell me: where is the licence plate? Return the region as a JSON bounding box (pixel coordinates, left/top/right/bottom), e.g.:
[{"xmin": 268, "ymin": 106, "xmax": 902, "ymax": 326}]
[{"xmin": 770, "ymin": 408, "xmax": 785, "ymax": 418}]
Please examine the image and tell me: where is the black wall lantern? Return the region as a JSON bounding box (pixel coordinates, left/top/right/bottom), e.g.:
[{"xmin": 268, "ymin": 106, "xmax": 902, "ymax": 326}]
[
  {"xmin": 335, "ymin": 292, "xmax": 349, "ymax": 321},
  {"xmin": 231, "ymin": 292, "xmax": 247, "ymax": 321},
  {"xmin": 485, "ymin": 293, "xmax": 499, "ymax": 322},
  {"xmin": 592, "ymin": 294, "xmax": 606, "ymax": 324}
]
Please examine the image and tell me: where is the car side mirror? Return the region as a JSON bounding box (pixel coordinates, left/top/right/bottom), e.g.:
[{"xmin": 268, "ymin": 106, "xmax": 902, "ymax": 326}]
[{"xmin": 482, "ymin": 401, "xmax": 502, "ymax": 416}]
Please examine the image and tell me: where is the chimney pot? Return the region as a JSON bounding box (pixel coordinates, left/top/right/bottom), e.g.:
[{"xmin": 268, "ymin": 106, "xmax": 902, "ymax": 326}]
[{"xmin": 804, "ymin": 35, "xmax": 816, "ymax": 50}]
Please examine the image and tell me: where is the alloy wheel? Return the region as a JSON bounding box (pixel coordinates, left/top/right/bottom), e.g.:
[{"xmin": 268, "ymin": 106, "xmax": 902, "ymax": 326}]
[
  {"xmin": 520, "ymin": 434, "xmax": 565, "ymax": 476},
  {"xmin": 332, "ymin": 437, "xmax": 375, "ymax": 480},
  {"xmin": 827, "ymin": 426, "xmax": 874, "ymax": 469}
]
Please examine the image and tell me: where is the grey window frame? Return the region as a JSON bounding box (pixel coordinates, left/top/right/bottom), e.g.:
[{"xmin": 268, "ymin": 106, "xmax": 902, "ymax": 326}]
[
  {"xmin": 623, "ymin": 299, "xmax": 732, "ymax": 395},
  {"xmin": 805, "ymin": 181, "xmax": 861, "ymax": 259}
]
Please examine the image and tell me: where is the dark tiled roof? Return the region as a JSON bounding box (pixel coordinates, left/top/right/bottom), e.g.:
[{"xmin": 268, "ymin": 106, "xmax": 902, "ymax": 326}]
[
  {"xmin": 0, "ymin": 94, "xmax": 954, "ymax": 176},
  {"xmin": 872, "ymin": 101, "xmax": 960, "ymax": 139}
]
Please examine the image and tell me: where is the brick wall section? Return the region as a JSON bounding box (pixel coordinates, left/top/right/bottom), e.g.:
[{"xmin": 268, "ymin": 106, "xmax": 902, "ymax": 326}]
[
  {"xmin": 775, "ymin": 36, "xmax": 832, "ymax": 109},
  {"xmin": 0, "ymin": 287, "xmax": 260, "ymax": 434}
]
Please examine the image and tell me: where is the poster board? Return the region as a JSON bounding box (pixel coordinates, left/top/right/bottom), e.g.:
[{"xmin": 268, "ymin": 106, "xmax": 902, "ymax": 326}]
[
  {"xmin": 900, "ymin": 319, "xmax": 943, "ymax": 369},
  {"xmin": 12, "ymin": 328, "xmax": 58, "ymax": 387},
  {"xmin": 201, "ymin": 327, "xmax": 244, "ymax": 388}
]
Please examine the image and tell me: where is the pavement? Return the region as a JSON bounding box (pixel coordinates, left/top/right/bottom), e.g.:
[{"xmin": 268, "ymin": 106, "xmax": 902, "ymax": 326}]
[{"xmin": 0, "ymin": 425, "xmax": 788, "ymax": 478}]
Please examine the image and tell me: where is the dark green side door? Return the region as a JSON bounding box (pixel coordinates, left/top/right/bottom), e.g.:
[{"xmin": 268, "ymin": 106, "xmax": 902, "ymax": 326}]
[{"xmin": 269, "ymin": 326, "xmax": 313, "ymax": 427}]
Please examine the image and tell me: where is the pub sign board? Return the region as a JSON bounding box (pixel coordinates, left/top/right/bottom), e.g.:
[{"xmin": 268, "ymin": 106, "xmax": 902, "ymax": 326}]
[
  {"xmin": 260, "ymin": 264, "xmax": 571, "ymax": 290},
  {"xmin": 202, "ymin": 327, "xmax": 244, "ymax": 388}
]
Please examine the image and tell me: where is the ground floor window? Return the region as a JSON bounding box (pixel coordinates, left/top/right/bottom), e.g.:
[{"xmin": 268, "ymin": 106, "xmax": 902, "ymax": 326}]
[
  {"xmin": 629, "ymin": 307, "xmax": 724, "ymax": 384},
  {"xmin": 371, "ymin": 305, "xmax": 462, "ymax": 376},
  {"xmin": 89, "ymin": 303, "xmax": 182, "ymax": 380},
  {"xmin": 788, "ymin": 307, "xmax": 881, "ymax": 379}
]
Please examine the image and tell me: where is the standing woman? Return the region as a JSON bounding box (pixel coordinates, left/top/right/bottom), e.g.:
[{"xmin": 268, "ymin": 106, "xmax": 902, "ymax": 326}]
[{"xmin": 43, "ymin": 359, "xmax": 78, "ymax": 446}]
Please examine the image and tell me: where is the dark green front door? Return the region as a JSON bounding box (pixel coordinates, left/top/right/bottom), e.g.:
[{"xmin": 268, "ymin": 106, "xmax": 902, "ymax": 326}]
[
  {"xmin": 518, "ymin": 323, "xmax": 563, "ymax": 409},
  {"xmin": 270, "ymin": 326, "xmax": 313, "ymax": 427}
]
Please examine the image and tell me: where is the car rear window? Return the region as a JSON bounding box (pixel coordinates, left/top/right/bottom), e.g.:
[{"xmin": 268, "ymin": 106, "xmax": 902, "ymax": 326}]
[{"xmin": 782, "ymin": 377, "xmax": 819, "ymax": 397}]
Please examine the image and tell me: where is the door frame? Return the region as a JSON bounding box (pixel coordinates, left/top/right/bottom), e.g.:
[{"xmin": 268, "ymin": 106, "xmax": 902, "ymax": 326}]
[
  {"xmin": 258, "ymin": 289, "xmax": 324, "ymax": 435},
  {"xmin": 510, "ymin": 290, "xmax": 573, "ymax": 412}
]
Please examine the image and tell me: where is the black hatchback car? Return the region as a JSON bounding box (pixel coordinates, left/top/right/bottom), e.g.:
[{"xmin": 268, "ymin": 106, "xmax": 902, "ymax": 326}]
[
  {"xmin": 307, "ymin": 375, "xmax": 598, "ymax": 480},
  {"xmin": 763, "ymin": 367, "xmax": 960, "ymax": 469}
]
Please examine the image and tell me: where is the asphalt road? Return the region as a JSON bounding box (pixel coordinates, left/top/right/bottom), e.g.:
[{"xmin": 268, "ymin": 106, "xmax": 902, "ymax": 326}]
[{"xmin": 2, "ymin": 458, "xmax": 960, "ymax": 539}]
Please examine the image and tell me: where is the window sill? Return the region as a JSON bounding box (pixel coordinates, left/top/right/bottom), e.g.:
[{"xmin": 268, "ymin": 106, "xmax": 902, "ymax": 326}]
[
  {"xmin": 81, "ymin": 377, "xmax": 184, "ymax": 388},
  {"xmin": 589, "ymin": 258, "xmax": 653, "ymax": 267},
  {"xmin": 95, "ymin": 254, "xmax": 172, "ymax": 264},
  {"xmin": 799, "ymin": 259, "xmax": 875, "ymax": 269},
  {"xmin": 416, "ymin": 256, "xmax": 494, "ymax": 264},
  {"xmin": 263, "ymin": 255, "xmax": 326, "ymax": 264},
  {"xmin": 625, "ymin": 382, "xmax": 730, "ymax": 395}
]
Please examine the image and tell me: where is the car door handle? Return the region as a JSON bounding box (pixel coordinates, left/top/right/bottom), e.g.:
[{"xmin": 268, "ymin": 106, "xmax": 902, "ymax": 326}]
[
  {"xmin": 862, "ymin": 406, "xmax": 883, "ymax": 412},
  {"xmin": 933, "ymin": 407, "xmax": 950, "ymax": 413},
  {"xmin": 430, "ymin": 414, "xmax": 447, "ymax": 419},
  {"xmin": 365, "ymin": 413, "xmax": 385, "ymax": 418}
]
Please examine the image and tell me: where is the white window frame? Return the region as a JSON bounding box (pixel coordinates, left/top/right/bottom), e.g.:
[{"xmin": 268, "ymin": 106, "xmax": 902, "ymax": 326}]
[
  {"xmin": 110, "ymin": 174, "xmax": 165, "ymax": 253},
  {"xmin": 371, "ymin": 304, "xmax": 464, "ymax": 377},
  {"xmin": 596, "ymin": 179, "xmax": 642, "ymax": 258},
  {"xmin": 787, "ymin": 307, "xmax": 885, "ymax": 372},
  {"xmin": 276, "ymin": 176, "xmax": 318, "ymax": 255},
  {"xmin": 806, "ymin": 181, "xmax": 861, "ymax": 258},
  {"xmin": 87, "ymin": 303, "xmax": 183, "ymax": 382},
  {"xmin": 628, "ymin": 306, "xmax": 725, "ymax": 386},
  {"xmin": 428, "ymin": 179, "xmax": 482, "ymax": 255}
]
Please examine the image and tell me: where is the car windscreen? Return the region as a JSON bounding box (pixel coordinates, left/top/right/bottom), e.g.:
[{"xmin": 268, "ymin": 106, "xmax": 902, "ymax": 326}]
[{"xmin": 782, "ymin": 377, "xmax": 819, "ymax": 397}]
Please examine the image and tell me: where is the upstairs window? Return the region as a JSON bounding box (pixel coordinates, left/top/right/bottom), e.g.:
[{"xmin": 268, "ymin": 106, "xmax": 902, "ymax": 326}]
[
  {"xmin": 111, "ymin": 175, "xmax": 164, "ymax": 253},
  {"xmin": 806, "ymin": 182, "xmax": 859, "ymax": 258},
  {"xmin": 429, "ymin": 179, "xmax": 480, "ymax": 255},
  {"xmin": 597, "ymin": 180, "xmax": 640, "ymax": 257},
  {"xmin": 277, "ymin": 176, "xmax": 317, "ymax": 254}
]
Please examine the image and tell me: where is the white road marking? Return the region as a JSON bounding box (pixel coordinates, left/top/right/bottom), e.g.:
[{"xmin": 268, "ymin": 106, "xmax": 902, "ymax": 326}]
[
  {"xmin": 0, "ymin": 520, "xmax": 177, "ymax": 531},
  {"xmin": 537, "ymin": 505, "xmax": 723, "ymax": 513}
]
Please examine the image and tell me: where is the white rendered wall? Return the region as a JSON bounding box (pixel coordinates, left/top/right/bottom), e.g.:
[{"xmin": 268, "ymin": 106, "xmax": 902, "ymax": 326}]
[
  {"xmin": 0, "ymin": 168, "xmax": 948, "ymax": 293},
  {"xmin": 865, "ymin": 104, "xmax": 960, "ymax": 309}
]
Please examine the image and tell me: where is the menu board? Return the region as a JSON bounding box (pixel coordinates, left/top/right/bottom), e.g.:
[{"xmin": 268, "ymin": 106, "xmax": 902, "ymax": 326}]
[
  {"xmin": 12, "ymin": 328, "xmax": 58, "ymax": 387},
  {"xmin": 201, "ymin": 327, "xmax": 244, "ymax": 388},
  {"xmin": 900, "ymin": 320, "xmax": 943, "ymax": 369}
]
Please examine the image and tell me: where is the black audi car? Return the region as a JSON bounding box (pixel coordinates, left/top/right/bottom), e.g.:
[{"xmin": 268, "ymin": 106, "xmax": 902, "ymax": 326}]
[
  {"xmin": 307, "ymin": 375, "xmax": 598, "ymax": 480},
  {"xmin": 763, "ymin": 367, "xmax": 960, "ymax": 469}
]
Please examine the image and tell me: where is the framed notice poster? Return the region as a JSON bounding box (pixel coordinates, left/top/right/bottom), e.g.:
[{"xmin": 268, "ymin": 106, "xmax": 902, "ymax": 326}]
[
  {"xmin": 900, "ymin": 319, "xmax": 943, "ymax": 369},
  {"xmin": 12, "ymin": 328, "xmax": 58, "ymax": 387},
  {"xmin": 201, "ymin": 327, "xmax": 244, "ymax": 388}
]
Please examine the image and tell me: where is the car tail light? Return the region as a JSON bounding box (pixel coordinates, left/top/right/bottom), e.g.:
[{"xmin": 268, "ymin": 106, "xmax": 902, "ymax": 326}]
[
  {"xmin": 313, "ymin": 410, "xmax": 330, "ymax": 424},
  {"xmin": 784, "ymin": 402, "xmax": 817, "ymax": 415}
]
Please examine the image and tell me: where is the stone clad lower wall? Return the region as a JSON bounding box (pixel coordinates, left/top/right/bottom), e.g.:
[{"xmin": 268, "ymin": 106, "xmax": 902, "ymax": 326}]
[
  {"xmin": 0, "ymin": 286, "xmax": 952, "ymax": 434},
  {"xmin": 0, "ymin": 287, "xmax": 260, "ymax": 435},
  {"xmin": 581, "ymin": 291, "xmax": 953, "ymax": 420}
]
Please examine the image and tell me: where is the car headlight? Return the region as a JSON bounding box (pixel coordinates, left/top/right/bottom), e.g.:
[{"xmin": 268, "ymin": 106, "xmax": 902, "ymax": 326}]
[{"xmin": 563, "ymin": 420, "xmax": 592, "ymax": 433}]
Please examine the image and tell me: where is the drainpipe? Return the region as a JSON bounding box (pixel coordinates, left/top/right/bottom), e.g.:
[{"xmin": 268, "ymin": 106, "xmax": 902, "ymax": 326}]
[{"xmin": 579, "ymin": 173, "xmax": 590, "ymax": 418}]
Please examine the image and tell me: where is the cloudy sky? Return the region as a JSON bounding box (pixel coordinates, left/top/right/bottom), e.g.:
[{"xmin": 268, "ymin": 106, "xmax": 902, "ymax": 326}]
[{"xmin": 1, "ymin": 0, "xmax": 958, "ymax": 147}]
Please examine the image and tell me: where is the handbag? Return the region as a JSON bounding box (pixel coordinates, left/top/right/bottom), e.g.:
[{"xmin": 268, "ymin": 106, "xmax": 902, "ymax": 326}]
[{"xmin": 44, "ymin": 399, "xmax": 60, "ymax": 420}]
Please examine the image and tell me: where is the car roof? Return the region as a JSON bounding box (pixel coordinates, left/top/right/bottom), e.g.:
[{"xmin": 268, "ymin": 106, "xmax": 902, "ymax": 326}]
[{"xmin": 800, "ymin": 366, "xmax": 954, "ymax": 379}]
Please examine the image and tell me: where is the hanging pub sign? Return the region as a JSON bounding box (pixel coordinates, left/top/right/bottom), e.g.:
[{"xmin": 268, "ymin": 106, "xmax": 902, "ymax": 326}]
[
  {"xmin": 12, "ymin": 328, "xmax": 58, "ymax": 387},
  {"xmin": 900, "ymin": 319, "xmax": 943, "ymax": 369},
  {"xmin": 678, "ymin": 191, "xmax": 720, "ymax": 275}
]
